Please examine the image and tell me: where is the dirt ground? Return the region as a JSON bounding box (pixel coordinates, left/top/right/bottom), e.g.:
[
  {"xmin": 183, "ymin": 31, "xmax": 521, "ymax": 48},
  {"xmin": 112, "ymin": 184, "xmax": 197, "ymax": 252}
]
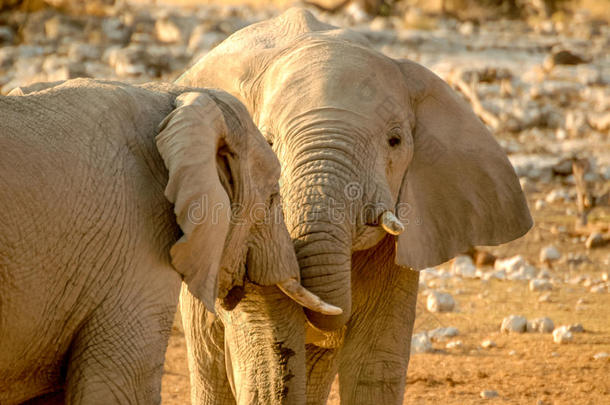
[{"xmin": 161, "ymin": 184, "xmax": 610, "ymax": 404}]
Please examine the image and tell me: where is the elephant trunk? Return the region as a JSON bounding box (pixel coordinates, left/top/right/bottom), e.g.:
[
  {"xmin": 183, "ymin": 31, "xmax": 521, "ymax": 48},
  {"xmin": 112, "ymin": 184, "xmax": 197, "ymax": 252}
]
[
  {"xmin": 294, "ymin": 223, "xmax": 352, "ymax": 331},
  {"xmin": 221, "ymin": 284, "xmax": 307, "ymax": 404},
  {"xmin": 283, "ymin": 158, "xmax": 355, "ymax": 331}
]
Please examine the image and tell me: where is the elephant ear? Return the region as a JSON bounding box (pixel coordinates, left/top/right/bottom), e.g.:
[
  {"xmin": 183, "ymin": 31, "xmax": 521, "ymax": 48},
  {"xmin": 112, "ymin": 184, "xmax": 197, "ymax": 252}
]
[
  {"xmin": 394, "ymin": 60, "xmax": 532, "ymax": 270},
  {"xmin": 156, "ymin": 92, "xmax": 231, "ymax": 313}
]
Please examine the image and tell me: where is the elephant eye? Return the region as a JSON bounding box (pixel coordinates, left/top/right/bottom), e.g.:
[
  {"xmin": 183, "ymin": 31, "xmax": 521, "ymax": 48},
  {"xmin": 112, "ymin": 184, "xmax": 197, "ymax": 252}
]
[{"xmin": 388, "ymin": 132, "xmax": 402, "ymax": 148}]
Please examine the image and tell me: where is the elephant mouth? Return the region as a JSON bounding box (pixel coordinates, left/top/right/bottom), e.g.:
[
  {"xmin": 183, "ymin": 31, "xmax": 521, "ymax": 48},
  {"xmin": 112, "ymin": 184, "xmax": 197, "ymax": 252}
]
[
  {"xmin": 226, "ymin": 258, "xmax": 343, "ymax": 316},
  {"xmin": 355, "ymin": 211, "xmax": 405, "ymax": 251}
]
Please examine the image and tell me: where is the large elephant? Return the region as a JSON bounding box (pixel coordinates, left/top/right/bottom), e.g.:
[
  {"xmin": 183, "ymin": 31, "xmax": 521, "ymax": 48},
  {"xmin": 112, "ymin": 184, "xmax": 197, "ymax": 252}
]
[
  {"xmin": 177, "ymin": 8, "xmax": 533, "ymax": 405},
  {"xmin": 0, "ymin": 78, "xmax": 338, "ymax": 404}
]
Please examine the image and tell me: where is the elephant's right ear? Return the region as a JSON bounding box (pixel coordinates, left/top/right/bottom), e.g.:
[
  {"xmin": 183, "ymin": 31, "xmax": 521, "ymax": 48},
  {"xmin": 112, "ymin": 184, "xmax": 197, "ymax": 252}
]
[{"xmin": 156, "ymin": 92, "xmax": 231, "ymax": 313}]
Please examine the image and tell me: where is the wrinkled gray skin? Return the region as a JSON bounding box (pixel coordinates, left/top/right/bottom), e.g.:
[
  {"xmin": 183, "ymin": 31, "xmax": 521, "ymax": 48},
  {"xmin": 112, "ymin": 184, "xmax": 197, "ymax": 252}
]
[
  {"xmin": 0, "ymin": 78, "xmax": 309, "ymax": 404},
  {"xmin": 178, "ymin": 8, "xmax": 533, "ymax": 404}
]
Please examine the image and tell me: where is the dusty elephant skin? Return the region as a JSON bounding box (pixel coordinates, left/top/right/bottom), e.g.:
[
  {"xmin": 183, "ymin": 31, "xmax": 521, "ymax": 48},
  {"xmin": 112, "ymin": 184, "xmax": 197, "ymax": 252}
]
[
  {"xmin": 178, "ymin": 7, "xmax": 533, "ymax": 405},
  {"xmin": 0, "ymin": 78, "xmax": 323, "ymax": 404}
]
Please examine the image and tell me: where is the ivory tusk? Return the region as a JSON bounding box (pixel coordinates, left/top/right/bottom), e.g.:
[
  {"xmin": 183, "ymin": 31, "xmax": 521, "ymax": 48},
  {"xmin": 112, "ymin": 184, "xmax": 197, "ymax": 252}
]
[
  {"xmin": 277, "ymin": 278, "xmax": 343, "ymax": 316},
  {"xmin": 380, "ymin": 211, "xmax": 405, "ymax": 236}
]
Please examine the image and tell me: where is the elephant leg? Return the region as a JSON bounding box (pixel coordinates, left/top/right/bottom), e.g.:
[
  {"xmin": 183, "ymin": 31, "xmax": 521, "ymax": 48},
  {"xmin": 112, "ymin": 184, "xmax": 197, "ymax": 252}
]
[
  {"xmin": 64, "ymin": 280, "xmax": 180, "ymax": 404},
  {"xmin": 305, "ymin": 345, "xmax": 339, "ymax": 405},
  {"xmin": 338, "ymin": 237, "xmax": 420, "ymax": 405},
  {"xmin": 180, "ymin": 287, "xmax": 236, "ymax": 405}
]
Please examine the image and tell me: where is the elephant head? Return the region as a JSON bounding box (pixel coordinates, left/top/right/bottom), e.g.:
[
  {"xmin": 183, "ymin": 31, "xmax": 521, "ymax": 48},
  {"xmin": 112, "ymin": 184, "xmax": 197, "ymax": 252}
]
[
  {"xmin": 177, "ymin": 8, "xmax": 532, "ymax": 332},
  {"xmin": 155, "ymin": 89, "xmax": 342, "ymax": 316}
]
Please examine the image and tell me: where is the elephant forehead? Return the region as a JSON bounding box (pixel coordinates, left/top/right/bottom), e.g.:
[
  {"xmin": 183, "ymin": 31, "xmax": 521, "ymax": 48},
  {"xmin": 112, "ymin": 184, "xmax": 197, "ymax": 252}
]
[{"xmin": 263, "ymin": 41, "xmax": 410, "ymax": 121}]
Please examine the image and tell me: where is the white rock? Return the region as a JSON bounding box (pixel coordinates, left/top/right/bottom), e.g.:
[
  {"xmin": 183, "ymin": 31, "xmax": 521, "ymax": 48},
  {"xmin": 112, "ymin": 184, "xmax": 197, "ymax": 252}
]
[
  {"xmin": 529, "ymin": 278, "xmax": 553, "ymax": 292},
  {"xmin": 411, "ymin": 333, "xmax": 432, "ymax": 354},
  {"xmin": 501, "ymin": 315, "xmax": 527, "ymax": 333},
  {"xmin": 451, "ymin": 255, "xmax": 477, "ymax": 278},
  {"xmin": 538, "ymin": 268, "xmax": 551, "ymax": 279},
  {"xmin": 480, "ymin": 390, "xmax": 499, "ymax": 399},
  {"xmin": 508, "ymin": 350, "xmax": 517, "ymax": 356},
  {"xmin": 534, "ymin": 199, "xmax": 546, "ymax": 210},
  {"xmin": 427, "ymin": 291, "xmax": 455, "ymax": 313},
  {"xmin": 590, "ymin": 284, "xmax": 607, "ymax": 293},
  {"xmin": 459, "ymin": 21, "xmax": 475, "ymax": 36},
  {"xmin": 553, "ymin": 326, "xmax": 574, "ymax": 344},
  {"xmin": 495, "ymin": 255, "xmax": 526, "ymax": 274},
  {"xmin": 540, "ymin": 245, "xmax": 561, "ymax": 263},
  {"xmin": 446, "ymin": 340, "xmax": 463, "ymax": 349},
  {"xmin": 538, "ymin": 293, "xmax": 552, "ymax": 303},
  {"xmin": 567, "ymin": 323, "xmax": 584, "ymax": 333},
  {"xmin": 428, "ymin": 326, "xmax": 459, "ymax": 341},
  {"xmin": 593, "ymin": 352, "xmax": 609, "ymax": 360},
  {"xmin": 527, "ymin": 317, "xmax": 555, "ymax": 333},
  {"xmin": 545, "ymin": 189, "xmax": 571, "ymax": 203},
  {"xmin": 481, "ymin": 339, "xmax": 497, "ymax": 349},
  {"xmin": 519, "ymin": 265, "xmax": 538, "ymax": 280}
]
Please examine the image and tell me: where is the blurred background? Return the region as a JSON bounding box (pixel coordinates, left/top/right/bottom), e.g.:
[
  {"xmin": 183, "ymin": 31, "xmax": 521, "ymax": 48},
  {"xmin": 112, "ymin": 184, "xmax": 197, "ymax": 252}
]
[{"xmin": 1, "ymin": 1, "xmax": 608, "ymax": 404}]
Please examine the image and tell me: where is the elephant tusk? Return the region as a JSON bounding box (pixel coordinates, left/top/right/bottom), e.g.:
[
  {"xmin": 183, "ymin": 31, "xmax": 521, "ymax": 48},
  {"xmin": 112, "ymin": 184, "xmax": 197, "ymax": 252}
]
[
  {"xmin": 380, "ymin": 211, "xmax": 405, "ymax": 236},
  {"xmin": 277, "ymin": 278, "xmax": 343, "ymax": 316}
]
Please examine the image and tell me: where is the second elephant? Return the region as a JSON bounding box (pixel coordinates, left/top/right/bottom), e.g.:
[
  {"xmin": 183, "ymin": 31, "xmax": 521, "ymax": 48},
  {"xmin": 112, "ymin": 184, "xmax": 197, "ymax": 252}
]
[{"xmin": 0, "ymin": 78, "xmax": 337, "ymax": 404}]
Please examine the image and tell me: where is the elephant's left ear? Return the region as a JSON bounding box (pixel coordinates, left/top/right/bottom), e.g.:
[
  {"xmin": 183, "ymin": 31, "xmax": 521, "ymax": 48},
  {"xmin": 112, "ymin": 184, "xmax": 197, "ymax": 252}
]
[
  {"xmin": 156, "ymin": 92, "xmax": 232, "ymax": 313},
  {"xmin": 394, "ymin": 60, "xmax": 532, "ymax": 270}
]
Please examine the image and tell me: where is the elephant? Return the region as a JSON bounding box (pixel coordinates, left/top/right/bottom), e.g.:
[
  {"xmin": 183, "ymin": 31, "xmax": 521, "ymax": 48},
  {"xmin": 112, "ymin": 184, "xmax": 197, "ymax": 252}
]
[
  {"xmin": 177, "ymin": 8, "xmax": 533, "ymax": 405},
  {"xmin": 0, "ymin": 78, "xmax": 339, "ymax": 404}
]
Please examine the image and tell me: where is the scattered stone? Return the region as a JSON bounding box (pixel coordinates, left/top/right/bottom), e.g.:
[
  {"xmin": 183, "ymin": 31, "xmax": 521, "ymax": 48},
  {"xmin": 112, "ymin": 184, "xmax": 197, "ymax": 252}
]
[
  {"xmin": 446, "ymin": 340, "xmax": 463, "ymax": 349},
  {"xmin": 481, "ymin": 339, "xmax": 497, "ymax": 349},
  {"xmin": 553, "ymin": 326, "xmax": 574, "ymax": 344},
  {"xmin": 527, "ymin": 317, "xmax": 555, "ymax": 333},
  {"xmin": 593, "ymin": 352, "xmax": 609, "ymax": 360},
  {"xmin": 585, "ymin": 232, "xmax": 606, "ymax": 249},
  {"xmin": 411, "ymin": 333, "xmax": 432, "ymax": 354},
  {"xmin": 567, "ymin": 323, "xmax": 584, "ymax": 333},
  {"xmin": 428, "ymin": 326, "xmax": 459, "ymax": 341},
  {"xmin": 427, "ymin": 291, "xmax": 455, "ymax": 313},
  {"xmin": 501, "ymin": 315, "xmax": 527, "ymax": 333},
  {"xmin": 587, "ymin": 111, "xmax": 610, "ymax": 132},
  {"xmin": 508, "ymin": 350, "xmax": 517, "ymax": 356},
  {"xmin": 495, "ymin": 255, "xmax": 526, "ymax": 273},
  {"xmin": 68, "ymin": 43, "xmax": 102, "ymax": 62},
  {"xmin": 538, "ymin": 268, "xmax": 551, "ymax": 279},
  {"xmin": 101, "ymin": 18, "xmax": 132, "ymax": 44},
  {"xmin": 566, "ymin": 253, "xmax": 589, "ymax": 267},
  {"xmin": 590, "ymin": 284, "xmax": 607, "ymax": 294},
  {"xmin": 543, "ymin": 49, "xmax": 588, "ymax": 72},
  {"xmin": 540, "ymin": 245, "xmax": 561, "ymax": 264},
  {"xmin": 529, "ymin": 278, "xmax": 553, "ymax": 292},
  {"xmin": 459, "ymin": 21, "xmax": 475, "ymax": 36},
  {"xmin": 545, "ymin": 189, "xmax": 571, "ymax": 203},
  {"xmin": 538, "ymin": 293, "xmax": 552, "ymax": 303},
  {"xmin": 534, "ymin": 199, "xmax": 546, "ymax": 210},
  {"xmin": 480, "ymin": 390, "xmax": 499, "ymax": 399},
  {"xmin": 451, "ymin": 255, "xmax": 476, "ymax": 278}
]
